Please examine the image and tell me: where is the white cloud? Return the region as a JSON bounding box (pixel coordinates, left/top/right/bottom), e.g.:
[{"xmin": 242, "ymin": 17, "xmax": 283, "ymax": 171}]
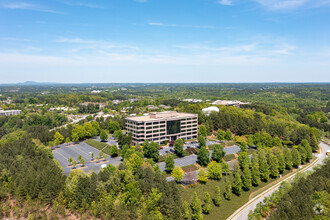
[
  {"xmin": 2, "ymin": 2, "xmax": 63, "ymax": 14},
  {"xmin": 148, "ymin": 22, "xmax": 216, "ymax": 29},
  {"xmin": 54, "ymin": 38, "xmax": 139, "ymax": 51},
  {"xmin": 60, "ymin": 1, "xmax": 104, "ymax": 9},
  {"xmin": 218, "ymin": 0, "xmax": 233, "ymax": 6},
  {"xmin": 253, "ymin": 0, "xmax": 330, "ymax": 10}
]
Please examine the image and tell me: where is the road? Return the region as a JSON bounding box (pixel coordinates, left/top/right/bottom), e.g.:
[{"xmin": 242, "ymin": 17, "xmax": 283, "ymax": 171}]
[{"xmin": 227, "ymin": 142, "xmax": 330, "ymax": 220}]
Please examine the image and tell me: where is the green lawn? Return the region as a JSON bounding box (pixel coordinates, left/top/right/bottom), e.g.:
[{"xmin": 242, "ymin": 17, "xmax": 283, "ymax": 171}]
[
  {"xmin": 223, "ymin": 154, "xmax": 236, "ymax": 161},
  {"xmin": 179, "ymin": 174, "xmax": 287, "ymax": 220},
  {"xmin": 85, "ymin": 139, "xmax": 115, "ymax": 156}
]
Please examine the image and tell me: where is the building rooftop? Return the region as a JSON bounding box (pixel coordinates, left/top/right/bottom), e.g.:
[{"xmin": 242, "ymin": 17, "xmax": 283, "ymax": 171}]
[{"xmin": 126, "ymin": 111, "xmax": 197, "ymax": 122}]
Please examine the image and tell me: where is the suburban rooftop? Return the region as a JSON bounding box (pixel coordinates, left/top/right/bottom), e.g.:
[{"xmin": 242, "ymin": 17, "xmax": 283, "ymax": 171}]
[{"xmin": 126, "ymin": 111, "xmax": 197, "ymax": 122}]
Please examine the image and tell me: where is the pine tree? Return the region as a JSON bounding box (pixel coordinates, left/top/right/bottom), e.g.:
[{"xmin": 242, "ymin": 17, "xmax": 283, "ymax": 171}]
[
  {"xmin": 202, "ymin": 192, "xmax": 211, "ymax": 214},
  {"xmin": 217, "ymin": 129, "xmax": 226, "ymax": 141},
  {"xmin": 284, "ymin": 148, "xmax": 293, "ymax": 170},
  {"xmin": 190, "ymin": 192, "xmax": 203, "ymax": 220},
  {"xmin": 242, "ymin": 165, "xmax": 252, "ymax": 190},
  {"xmin": 233, "ymin": 164, "xmax": 243, "ymax": 195},
  {"xmin": 213, "ymin": 186, "xmax": 221, "ymax": 206},
  {"xmin": 251, "ymin": 152, "xmax": 261, "ymax": 186},
  {"xmin": 165, "ymin": 155, "xmax": 175, "ymax": 173},
  {"xmin": 301, "ymin": 139, "xmax": 312, "ymax": 162},
  {"xmin": 224, "ymin": 179, "xmax": 232, "ymax": 200},
  {"xmin": 224, "ymin": 129, "xmax": 232, "ymax": 140},
  {"xmin": 309, "ymin": 134, "xmax": 319, "ymax": 152},
  {"xmin": 197, "ymin": 146, "xmax": 210, "ymax": 166},
  {"xmin": 292, "ymin": 148, "xmax": 301, "ymax": 168},
  {"xmin": 275, "ymin": 148, "xmax": 285, "ymax": 174},
  {"xmin": 198, "ymin": 168, "xmax": 209, "ymax": 183},
  {"xmin": 298, "ymin": 145, "xmax": 307, "ymax": 164},
  {"xmin": 182, "ymin": 201, "xmax": 190, "ymax": 219},
  {"xmin": 258, "ymin": 149, "xmax": 270, "ymax": 181},
  {"xmin": 268, "ymin": 150, "xmax": 279, "ymax": 178}
]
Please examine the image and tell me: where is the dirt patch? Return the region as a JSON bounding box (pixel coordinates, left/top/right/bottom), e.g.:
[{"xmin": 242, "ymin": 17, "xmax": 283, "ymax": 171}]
[{"xmin": 182, "ymin": 164, "xmax": 198, "ymax": 172}]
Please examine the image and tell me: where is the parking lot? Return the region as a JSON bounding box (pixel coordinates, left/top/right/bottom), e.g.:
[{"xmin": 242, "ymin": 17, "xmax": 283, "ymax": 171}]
[
  {"xmin": 52, "ymin": 141, "xmax": 122, "ymax": 175},
  {"xmin": 53, "ymin": 138, "xmax": 242, "ymax": 175}
]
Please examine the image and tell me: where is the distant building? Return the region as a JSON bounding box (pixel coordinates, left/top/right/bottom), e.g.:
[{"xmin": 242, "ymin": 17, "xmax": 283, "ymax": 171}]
[
  {"xmin": 112, "ymin": 100, "xmax": 122, "ymax": 105},
  {"xmin": 202, "ymin": 106, "xmax": 219, "ymax": 116},
  {"xmin": 91, "ymin": 90, "xmax": 102, "ymax": 94},
  {"xmin": 182, "ymin": 99, "xmax": 203, "ymax": 103},
  {"xmin": 148, "ymin": 105, "xmax": 159, "ymax": 110},
  {"xmin": 80, "ymin": 102, "xmax": 106, "ymax": 109},
  {"xmin": 0, "ymin": 110, "xmax": 22, "ymax": 116},
  {"xmin": 211, "ymin": 100, "xmax": 250, "ymax": 107},
  {"xmin": 126, "ymin": 111, "xmax": 198, "ymax": 146}
]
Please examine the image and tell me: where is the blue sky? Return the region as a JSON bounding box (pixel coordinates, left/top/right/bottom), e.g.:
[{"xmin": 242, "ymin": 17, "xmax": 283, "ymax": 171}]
[{"xmin": 0, "ymin": 0, "xmax": 330, "ymax": 83}]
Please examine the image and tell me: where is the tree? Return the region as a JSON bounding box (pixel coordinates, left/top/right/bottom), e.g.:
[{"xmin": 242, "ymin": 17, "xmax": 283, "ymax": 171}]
[
  {"xmin": 77, "ymin": 154, "xmax": 83, "ymax": 164},
  {"xmin": 110, "ymin": 145, "xmax": 118, "ymax": 157},
  {"xmin": 301, "ymin": 139, "xmax": 312, "ymax": 161},
  {"xmin": 172, "ymin": 166, "xmax": 184, "ymax": 182},
  {"xmin": 259, "ymin": 149, "xmax": 270, "ymax": 181},
  {"xmin": 91, "ymin": 121, "xmax": 101, "ymax": 137},
  {"xmin": 65, "ymin": 137, "xmax": 70, "ymax": 143},
  {"xmin": 242, "ymin": 165, "xmax": 252, "ymax": 190},
  {"xmin": 182, "ymin": 201, "xmax": 190, "ymax": 219},
  {"xmin": 222, "ymin": 162, "xmax": 230, "ymax": 175},
  {"xmin": 190, "ymin": 192, "xmax": 203, "ymax": 220},
  {"xmin": 298, "ymin": 145, "xmax": 307, "ymax": 164},
  {"xmin": 54, "ymin": 131, "xmax": 64, "ymax": 145},
  {"xmin": 211, "ymin": 144, "xmax": 225, "ymax": 162},
  {"xmin": 165, "ymin": 155, "xmax": 175, "ymax": 173},
  {"xmin": 238, "ymin": 152, "xmax": 250, "ymax": 170},
  {"xmin": 217, "ymin": 129, "xmax": 226, "ymax": 141},
  {"xmin": 224, "ymin": 179, "xmax": 232, "ymax": 200},
  {"xmin": 144, "ymin": 141, "xmax": 160, "ymax": 162},
  {"xmin": 90, "ymin": 152, "xmax": 94, "ymax": 161},
  {"xmin": 68, "ymin": 156, "xmax": 73, "ymax": 165},
  {"xmin": 268, "ymin": 150, "xmax": 279, "ymax": 178},
  {"xmin": 233, "ymin": 165, "xmax": 243, "ymax": 195},
  {"xmin": 198, "ymin": 136, "xmax": 206, "ymax": 148},
  {"xmin": 213, "ymin": 186, "xmax": 221, "ymax": 206},
  {"xmin": 202, "ymin": 192, "xmax": 211, "ymax": 214},
  {"xmin": 174, "ymin": 139, "xmax": 184, "ymax": 157},
  {"xmin": 284, "ymin": 148, "xmax": 293, "ymax": 170},
  {"xmin": 251, "ymin": 152, "xmax": 260, "ymax": 186},
  {"xmin": 207, "ymin": 161, "xmax": 222, "ymax": 180},
  {"xmin": 126, "ymin": 153, "xmax": 144, "ymax": 172},
  {"xmin": 198, "ymin": 168, "xmax": 209, "ymax": 183},
  {"xmin": 100, "ymin": 129, "xmax": 108, "ymax": 142},
  {"xmin": 108, "ymin": 121, "xmax": 120, "ymax": 134},
  {"xmin": 198, "ymin": 125, "xmax": 207, "ymax": 138},
  {"xmin": 197, "ymin": 146, "xmax": 210, "ymax": 166},
  {"xmin": 292, "ymin": 148, "xmax": 301, "ymax": 168},
  {"xmin": 240, "ymin": 141, "xmax": 248, "ymax": 152},
  {"xmin": 72, "ymin": 160, "xmax": 77, "ymax": 169},
  {"xmin": 224, "ymin": 129, "xmax": 232, "ymax": 140},
  {"xmin": 84, "ymin": 122, "xmax": 93, "ymax": 138},
  {"xmin": 309, "ymin": 134, "xmax": 319, "ymax": 152},
  {"xmin": 275, "ymin": 148, "xmax": 285, "ymax": 174},
  {"xmin": 80, "ymin": 157, "xmax": 85, "ymax": 167}
]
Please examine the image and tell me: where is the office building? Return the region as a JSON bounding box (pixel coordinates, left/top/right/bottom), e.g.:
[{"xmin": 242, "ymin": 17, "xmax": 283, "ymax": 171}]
[{"xmin": 126, "ymin": 111, "xmax": 198, "ymax": 145}]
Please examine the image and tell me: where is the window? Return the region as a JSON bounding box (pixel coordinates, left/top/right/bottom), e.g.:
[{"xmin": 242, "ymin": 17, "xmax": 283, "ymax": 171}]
[{"xmin": 167, "ymin": 120, "xmax": 181, "ymax": 135}]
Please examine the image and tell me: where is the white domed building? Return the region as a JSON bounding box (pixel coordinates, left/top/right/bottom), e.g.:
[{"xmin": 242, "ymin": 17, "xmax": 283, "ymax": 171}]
[{"xmin": 202, "ymin": 106, "xmax": 219, "ymax": 116}]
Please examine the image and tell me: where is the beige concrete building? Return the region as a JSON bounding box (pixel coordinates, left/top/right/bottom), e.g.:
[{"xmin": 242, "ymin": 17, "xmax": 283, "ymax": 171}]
[
  {"xmin": 126, "ymin": 111, "xmax": 198, "ymax": 145},
  {"xmin": 0, "ymin": 110, "xmax": 22, "ymax": 116}
]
